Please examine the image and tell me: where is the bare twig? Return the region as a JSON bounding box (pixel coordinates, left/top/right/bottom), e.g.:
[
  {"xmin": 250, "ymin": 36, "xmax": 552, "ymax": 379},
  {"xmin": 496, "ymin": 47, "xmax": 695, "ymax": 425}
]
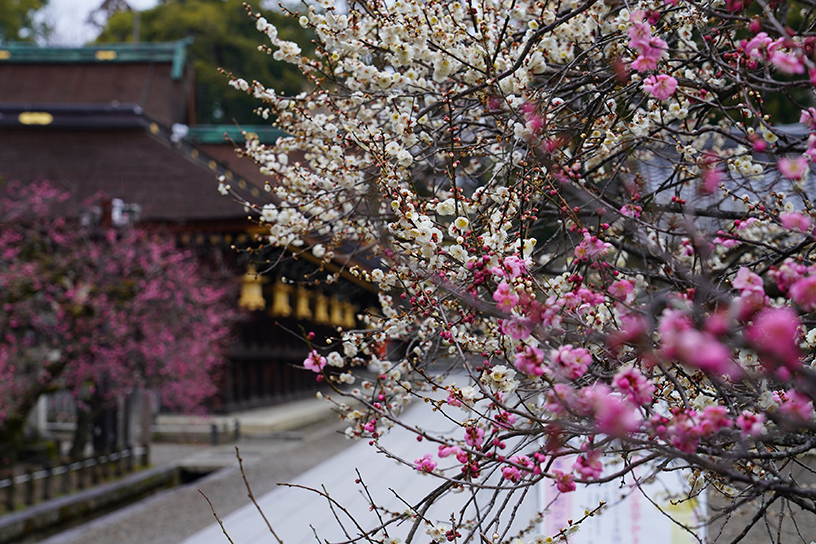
[
  {"xmin": 235, "ymin": 446, "xmax": 284, "ymax": 544},
  {"xmin": 199, "ymin": 489, "xmax": 236, "ymax": 544}
]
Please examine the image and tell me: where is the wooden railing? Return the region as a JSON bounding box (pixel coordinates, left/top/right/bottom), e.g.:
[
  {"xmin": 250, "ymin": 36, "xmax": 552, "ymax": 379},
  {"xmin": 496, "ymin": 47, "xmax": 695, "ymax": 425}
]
[{"xmin": 0, "ymin": 445, "xmax": 149, "ymax": 514}]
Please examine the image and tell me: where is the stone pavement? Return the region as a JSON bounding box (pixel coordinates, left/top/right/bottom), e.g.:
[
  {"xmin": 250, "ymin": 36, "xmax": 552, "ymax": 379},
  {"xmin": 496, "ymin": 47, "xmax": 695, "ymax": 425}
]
[
  {"xmin": 179, "ymin": 399, "xmax": 476, "ymax": 544},
  {"xmin": 37, "ymin": 397, "xmax": 354, "ymax": 544}
]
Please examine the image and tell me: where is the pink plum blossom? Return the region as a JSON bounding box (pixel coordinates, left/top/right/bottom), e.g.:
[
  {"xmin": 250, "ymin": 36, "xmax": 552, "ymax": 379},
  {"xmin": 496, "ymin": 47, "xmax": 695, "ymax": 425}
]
[
  {"xmin": 438, "ymin": 445, "xmax": 468, "ymax": 463},
  {"xmin": 800, "ymin": 107, "xmax": 816, "ymax": 130},
  {"xmin": 502, "ymin": 455, "xmax": 533, "ymax": 482},
  {"xmin": 549, "ymin": 344, "xmax": 592, "ymax": 380},
  {"xmin": 574, "ymin": 231, "xmax": 612, "ymax": 260},
  {"xmin": 573, "ymin": 449, "xmax": 603, "ymax": 479},
  {"xmin": 464, "ymin": 426, "xmax": 485, "ymax": 448},
  {"xmin": 733, "ymin": 267, "xmax": 765, "ymax": 295},
  {"xmin": 499, "ymin": 317, "xmax": 534, "ymax": 341},
  {"xmin": 697, "ymin": 405, "xmax": 733, "ymax": 436},
  {"xmin": 620, "ymin": 203, "xmax": 642, "ymax": 218},
  {"xmin": 778, "ymin": 156, "xmax": 809, "ymax": 181},
  {"xmin": 494, "ymin": 410, "xmax": 517, "ymax": 430},
  {"xmin": 609, "ymin": 279, "xmax": 635, "ymax": 303},
  {"xmin": 608, "ymin": 314, "xmax": 648, "ymax": 353},
  {"xmin": 713, "ymin": 231, "xmax": 740, "ymax": 248},
  {"xmin": 501, "ymin": 465, "xmax": 521, "ymax": 482},
  {"xmin": 668, "ymin": 409, "xmax": 701, "ymax": 454},
  {"xmin": 631, "ymin": 54, "xmax": 658, "ymax": 72},
  {"xmin": 577, "ymin": 287, "xmax": 605, "ymax": 306},
  {"xmin": 0, "ymin": 181, "xmax": 236, "ymax": 420},
  {"xmin": 704, "ymin": 311, "xmax": 731, "ymax": 336},
  {"xmin": 303, "ymin": 350, "xmax": 327, "ymax": 373},
  {"xmin": 700, "ymin": 166, "xmax": 723, "ymax": 195},
  {"xmin": 744, "ymin": 32, "xmax": 772, "ymax": 59},
  {"xmin": 737, "ymin": 218, "xmax": 759, "ymax": 231},
  {"xmin": 525, "ymin": 113, "xmax": 544, "ymax": 136},
  {"xmin": 627, "ymin": 16, "xmax": 650, "ymax": 48},
  {"xmin": 658, "ymin": 308, "xmax": 694, "ymax": 359},
  {"xmin": 679, "ymin": 330, "xmax": 736, "ymax": 376},
  {"xmin": 493, "ymin": 281, "xmax": 519, "ymax": 312},
  {"xmin": 627, "ymin": 14, "xmax": 668, "ymax": 73},
  {"xmin": 613, "ymin": 366, "xmax": 656, "ymax": 406},
  {"xmin": 775, "ymin": 389, "xmax": 814, "ymax": 423},
  {"xmin": 769, "ymin": 258, "xmax": 808, "ymax": 292},
  {"xmin": 780, "ymin": 212, "xmax": 812, "ymax": 232},
  {"xmin": 789, "ymin": 275, "xmax": 816, "ymax": 311},
  {"xmin": 642, "ymin": 74, "xmax": 678, "ymax": 100},
  {"xmin": 543, "ymin": 383, "xmax": 577, "ymax": 415},
  {"xmin": 648, "ymin": 414, "xmax": 670, "ymax": 440},
  {"xmin": 415, "ymin": 453, "xmax": 437, "ymax": 473},
  {"xmin": 770, "ymin": 51, "xmax": 805, "ymax": 74},
  {"xmin": 514, "ymin": 344, "xmax": 546, "ymax": 376},
  {"xmin": 660, "ymin": 311, "xmax": 738, "ymax": 376},
  {"xmin": 745, "ymin": 307, "xmax": 802, "ymax": 374},
  {"xmin": 639, "ymin": 36, "xmax": 668, "ymax": 60},
  {"xmin": 806, "ymin": 134, "xmax": 816, "ymax": 162},
  {"xmin": 529, "ymin": 296, "xmax": 563, "ymax": 328},
  {"xmin": 502, "ymin": 255, "xmax": 529, "ymax": 279},
  {"xmin": 553, "ymin": 469, "xmax": 576, "ymax": 493},
  {"xmin": 736, "ymin": 411, "xmax": 766, "ymax": 438},
  {"xmin": 583, "ymin": 384, "xmax": 640, "ymax": 437}
]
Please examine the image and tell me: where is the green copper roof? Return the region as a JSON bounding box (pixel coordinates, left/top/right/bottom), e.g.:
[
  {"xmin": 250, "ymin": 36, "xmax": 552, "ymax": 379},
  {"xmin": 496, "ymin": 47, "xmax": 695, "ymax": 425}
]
[
  {"xmin": 0, "ymin": 38, "xmax": 193, "ymax": 80},
  {"xmin": 185, "ymin": 125, "xmax": 288, "ymax": 144}
]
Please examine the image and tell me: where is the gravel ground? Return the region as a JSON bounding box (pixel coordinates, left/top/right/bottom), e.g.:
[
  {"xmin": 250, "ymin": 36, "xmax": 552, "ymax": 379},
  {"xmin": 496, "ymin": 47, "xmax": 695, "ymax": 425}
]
[{"xmin": 37, "ymin": 417, "xmax": 353, "ymax": 544}]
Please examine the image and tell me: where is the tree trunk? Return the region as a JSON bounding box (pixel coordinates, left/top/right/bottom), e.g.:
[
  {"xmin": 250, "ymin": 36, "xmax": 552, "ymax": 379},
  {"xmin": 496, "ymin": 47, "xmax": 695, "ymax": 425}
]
[
  {"xmin": 70, "ymin": 408, "xmax": 92, "ymax": 460},
  {"xmin": 0, "ymin": 359, "xmax": 68, "ymax": 464},
  {"xmin": 0, "ymin": 415, "xmax": 27, "ymax": 465}
]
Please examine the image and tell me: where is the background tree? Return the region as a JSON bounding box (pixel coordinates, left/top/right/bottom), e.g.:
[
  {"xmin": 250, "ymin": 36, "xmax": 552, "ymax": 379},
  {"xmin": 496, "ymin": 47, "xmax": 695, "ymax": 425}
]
[
  {"xmin": 0, "ymin": 0, "xmax": 49, "ymax": 43},
  {"xmin": 0, "ymin": 180, "xmax": 236, "ymax": 459},
  {"xmin": 96, "ymin": 0, "xmax": 313, "ymax": 124},
  {"xmin": 223, "ymin": 0, "xmax": 816, "ymax": 541}
]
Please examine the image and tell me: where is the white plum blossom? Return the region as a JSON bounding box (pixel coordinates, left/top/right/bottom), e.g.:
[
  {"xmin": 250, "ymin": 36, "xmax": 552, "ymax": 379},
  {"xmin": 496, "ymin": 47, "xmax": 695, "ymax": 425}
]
[{"xmin": 261, "ymin": 203, "xmax": 277, "ymax": 222}]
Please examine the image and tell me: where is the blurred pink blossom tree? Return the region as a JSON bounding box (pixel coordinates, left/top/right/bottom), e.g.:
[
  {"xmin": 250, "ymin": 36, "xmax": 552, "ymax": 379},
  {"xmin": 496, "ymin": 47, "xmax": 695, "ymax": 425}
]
[{"xmin": 0, "ymin": 180, "xmax": 235, "ymax": 458}]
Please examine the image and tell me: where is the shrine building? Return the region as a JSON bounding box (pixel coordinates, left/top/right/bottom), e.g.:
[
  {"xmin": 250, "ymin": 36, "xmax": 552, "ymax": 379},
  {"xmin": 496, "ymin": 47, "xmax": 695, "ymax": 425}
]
[{"xmin": 0, "ymin": 39, "xmax": 378, "ymax": 413}]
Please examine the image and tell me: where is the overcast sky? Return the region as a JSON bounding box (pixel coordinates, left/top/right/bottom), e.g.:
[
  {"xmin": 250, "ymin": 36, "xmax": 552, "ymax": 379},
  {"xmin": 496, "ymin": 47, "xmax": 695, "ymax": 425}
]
[
  {"xmin": 38, "ymin": 0, "xmax": 289, "ymax": 46},
  {"xmin": 39, "ymin": 0, "xmax": 160, "ymax": 46}
]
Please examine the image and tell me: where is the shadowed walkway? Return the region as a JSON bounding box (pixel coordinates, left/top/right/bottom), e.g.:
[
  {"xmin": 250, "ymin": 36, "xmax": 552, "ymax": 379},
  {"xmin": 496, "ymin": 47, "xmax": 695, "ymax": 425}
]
[{"xmin": 37, "ymin": 401, "xmax": 352, "ymax": 544}]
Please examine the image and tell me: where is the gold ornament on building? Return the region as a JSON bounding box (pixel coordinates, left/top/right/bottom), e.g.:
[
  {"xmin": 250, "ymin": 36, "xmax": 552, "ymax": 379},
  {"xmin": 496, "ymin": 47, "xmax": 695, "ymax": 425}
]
[
  {"xmin": 270, "ymin": 279, "xmax": 292, "ymax": 317},
  {"xmin": 313, "ymin": 291, "xmax": 330, "ymax": 324},
  {"xmin": 294, "ymin": 285, "xmax": 312, "ymax": 320},
  {"xmin": 238, "ymin": 266, "xmax": 267, "ymax": 311},
  {"xmin": 342, "ymin": 301, "xmax": 357, "ymax": 329},
  {"xmin": 18, "ymin": 111, "xmax": 53, "ymax": 125},
  {"xmin": 330, "ymin": 295, "xmax": 344, "ymax": 327}
]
